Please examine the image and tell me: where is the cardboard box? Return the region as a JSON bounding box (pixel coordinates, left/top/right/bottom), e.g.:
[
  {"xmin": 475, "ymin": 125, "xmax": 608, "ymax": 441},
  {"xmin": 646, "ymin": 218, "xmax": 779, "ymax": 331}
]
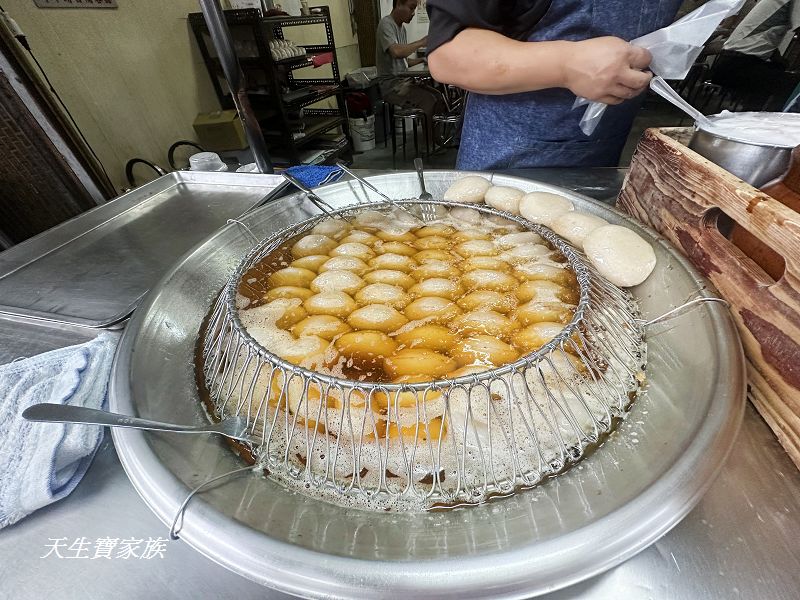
[{"xmin": 192, "ymin": 110, "xmax": 247, "ymax": 151}]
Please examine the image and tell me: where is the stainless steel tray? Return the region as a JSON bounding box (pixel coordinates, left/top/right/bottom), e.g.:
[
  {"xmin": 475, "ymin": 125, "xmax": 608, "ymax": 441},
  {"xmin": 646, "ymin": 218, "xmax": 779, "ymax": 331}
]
[
  {"xmin": 0, "ymin": 171, "xmax": 285, "ymax": 327},
  {"xmin": 109, "ymin": 171, "xmax": 745, "ymax": 599},
  {"xmin": 0, "ymin": 313, "xmax": 99, "ymax": 363}
]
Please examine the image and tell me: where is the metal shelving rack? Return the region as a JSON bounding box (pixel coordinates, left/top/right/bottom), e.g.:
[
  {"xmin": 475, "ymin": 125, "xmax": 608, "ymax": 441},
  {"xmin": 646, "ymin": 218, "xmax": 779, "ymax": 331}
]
[{"xmin": 189, "ymin": 7, "xmax": 351, "ymax": 166}]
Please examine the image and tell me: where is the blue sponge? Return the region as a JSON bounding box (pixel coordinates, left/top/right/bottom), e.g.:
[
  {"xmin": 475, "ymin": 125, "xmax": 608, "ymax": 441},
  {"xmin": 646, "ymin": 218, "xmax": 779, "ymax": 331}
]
[{"xmin": 284, "ymin": 165, "xmax": 343, "ymax": 188}]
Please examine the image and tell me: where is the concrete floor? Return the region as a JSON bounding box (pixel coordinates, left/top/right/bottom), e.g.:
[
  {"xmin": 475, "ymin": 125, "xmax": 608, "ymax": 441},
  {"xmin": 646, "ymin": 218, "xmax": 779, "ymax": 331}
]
[{"xmin": 351, "ymin": 96, "xmax": 688, "ymax": 171}]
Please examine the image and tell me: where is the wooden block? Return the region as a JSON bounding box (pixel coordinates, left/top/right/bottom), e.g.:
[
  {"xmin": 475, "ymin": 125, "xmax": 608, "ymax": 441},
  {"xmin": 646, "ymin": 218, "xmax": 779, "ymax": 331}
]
[{"xmin": 618, "ymin": 128, "xmax": 800, "ymax": 469}]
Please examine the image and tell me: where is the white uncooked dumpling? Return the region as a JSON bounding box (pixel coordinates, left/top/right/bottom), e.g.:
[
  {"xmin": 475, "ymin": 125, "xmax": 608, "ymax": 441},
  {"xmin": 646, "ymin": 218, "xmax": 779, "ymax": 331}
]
[
  {"xmin": 443, "ymin": 176, "xmax": 492, "ymax": 204},
  {"xmin": 583, "ymin": 225, "xmax": 656, "ymax": 287},
  {"xmin": 484, "ymin": 186, "xmax": 524, "ymax": 214},
  {"xmin": 550, "ymin": 212, "xmax": 609, "ymax": 250},
  {"xmin": 519, "ymin": 192, "xmax": 574, "ymax": 226}
]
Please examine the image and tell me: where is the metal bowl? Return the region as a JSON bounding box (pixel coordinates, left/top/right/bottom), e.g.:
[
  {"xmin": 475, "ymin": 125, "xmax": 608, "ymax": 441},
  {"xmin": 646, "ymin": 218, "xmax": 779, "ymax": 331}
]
[
  {"xmin": 689, "ymin": 112, "xmax": 798, "ymax": 187},
  {"xmin": 109, "ymin": 171, "xmax": 745, "ymax": 599}
]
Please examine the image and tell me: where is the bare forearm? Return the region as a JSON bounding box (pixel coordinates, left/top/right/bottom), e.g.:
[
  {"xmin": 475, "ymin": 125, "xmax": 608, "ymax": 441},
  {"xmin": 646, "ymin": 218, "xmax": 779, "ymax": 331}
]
[
  {"xmin": 389, "ymin": 38, "xmax": 426, "ymax": 59},
  {"xmin": 428, "ymin": 29, "xmax": 653, "ymax": 104},
  {"xmin": 428, "ymin": 29, "xmax": 568, "ymax": 95}
]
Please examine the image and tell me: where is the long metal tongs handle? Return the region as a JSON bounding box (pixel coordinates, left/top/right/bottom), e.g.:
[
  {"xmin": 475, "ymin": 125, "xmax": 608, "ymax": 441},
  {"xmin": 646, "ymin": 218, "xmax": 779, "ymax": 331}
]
[
  {"xmin": 335, "ymin": 162, "xmax": 393, "ymax": 201},
  {"xmin": 22, "ymin": 403, "xmax": 200, "ymax": 433},
  {"xmin": 281, "ymin": 172, "xmax": 344, "ymax": 219},
  {"xmin": 650, "ymin": 76, "xmax": 712, "ymax": 129},
  {"xmin": 414, "ymin": 158, "xmax": 429, "ymax": 197},
  {"xmin": 335, "ymin": 162, "xmax": 423, "ymax": 222}
]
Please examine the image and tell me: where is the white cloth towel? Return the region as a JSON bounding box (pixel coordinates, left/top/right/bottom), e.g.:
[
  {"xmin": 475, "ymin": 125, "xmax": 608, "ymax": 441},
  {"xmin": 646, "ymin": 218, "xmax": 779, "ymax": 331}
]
[{"xmin": 0, "ymin": 332, "xmax": 120, "ymax": 529}]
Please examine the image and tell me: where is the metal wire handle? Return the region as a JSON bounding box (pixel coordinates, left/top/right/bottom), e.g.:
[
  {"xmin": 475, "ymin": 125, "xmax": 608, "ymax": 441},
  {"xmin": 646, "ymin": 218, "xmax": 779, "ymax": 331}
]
[
  {"xmin": 639, "ymin": 297, "xmax": 730, "ymax": 328},
  {"xmin": 170, "ymin": 465, "xmax": 256, "ymax": 540}
]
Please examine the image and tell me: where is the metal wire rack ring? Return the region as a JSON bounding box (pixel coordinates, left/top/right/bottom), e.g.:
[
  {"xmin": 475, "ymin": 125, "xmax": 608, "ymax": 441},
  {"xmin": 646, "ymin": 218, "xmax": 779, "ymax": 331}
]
[{"xmin": 199, "ymin": 200, "xmax": 648, "ymax": 510}]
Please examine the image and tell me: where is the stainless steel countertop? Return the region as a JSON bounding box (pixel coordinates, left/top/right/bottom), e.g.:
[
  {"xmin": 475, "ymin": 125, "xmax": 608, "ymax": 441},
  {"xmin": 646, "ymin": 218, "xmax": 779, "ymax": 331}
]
[
  {"xmin": 1, "ymin": 168, "xmax": 798, "ymax": 599},
  {"xmin": 0, "ymin": 171, "xmax": 284, "ymax": 327}
]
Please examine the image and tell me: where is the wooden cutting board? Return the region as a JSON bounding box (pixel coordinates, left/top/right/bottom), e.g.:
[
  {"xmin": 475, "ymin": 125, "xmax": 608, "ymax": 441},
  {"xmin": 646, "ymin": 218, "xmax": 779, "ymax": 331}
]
[{"xmin": 618, "ymin": 128, "xmax": 800, "ymax": 469}]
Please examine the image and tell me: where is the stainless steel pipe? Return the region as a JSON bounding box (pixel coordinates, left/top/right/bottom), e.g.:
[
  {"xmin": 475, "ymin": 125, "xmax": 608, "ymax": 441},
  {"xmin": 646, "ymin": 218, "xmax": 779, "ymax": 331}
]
[{"xmin": 198, "ymin": 0, "xmax": 273, "ymax": 174}]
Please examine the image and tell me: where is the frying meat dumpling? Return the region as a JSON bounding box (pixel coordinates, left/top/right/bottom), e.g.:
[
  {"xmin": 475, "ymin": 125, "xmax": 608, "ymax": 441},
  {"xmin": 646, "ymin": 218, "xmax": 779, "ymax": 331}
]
[{"xmin": 443, "ymin": 175, "xmax": 492, "ymax": 204}]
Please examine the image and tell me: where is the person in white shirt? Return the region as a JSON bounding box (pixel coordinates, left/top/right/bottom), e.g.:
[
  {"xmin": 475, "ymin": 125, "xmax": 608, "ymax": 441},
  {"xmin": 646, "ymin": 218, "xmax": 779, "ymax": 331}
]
[{"xmin": 374, "ymin": 0, "xmax": 441, "ymax": 152}]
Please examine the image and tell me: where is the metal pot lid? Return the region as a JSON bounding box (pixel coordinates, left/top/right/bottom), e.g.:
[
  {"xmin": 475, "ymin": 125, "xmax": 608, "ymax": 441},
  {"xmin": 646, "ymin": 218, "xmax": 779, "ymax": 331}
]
[{"xmin": 109, "ymin": 171, "xmax": 745, "ymax": 599}]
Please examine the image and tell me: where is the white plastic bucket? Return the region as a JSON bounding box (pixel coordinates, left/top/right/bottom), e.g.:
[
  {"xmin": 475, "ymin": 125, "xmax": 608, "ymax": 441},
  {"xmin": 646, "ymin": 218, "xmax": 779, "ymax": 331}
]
[
  {"xmin": 349, "ymin": 115, "xmax": 375, "ymax": 152},
  {"xmin": 189, "ymin": 151, "xmax": 227, "ymax": 172}
]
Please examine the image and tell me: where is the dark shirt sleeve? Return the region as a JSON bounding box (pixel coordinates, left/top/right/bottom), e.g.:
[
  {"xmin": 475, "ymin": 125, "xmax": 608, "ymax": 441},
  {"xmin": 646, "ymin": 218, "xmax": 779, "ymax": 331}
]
[{"xmin": 426, "ymin": 0, "xmax": 552, "ymax": 54}]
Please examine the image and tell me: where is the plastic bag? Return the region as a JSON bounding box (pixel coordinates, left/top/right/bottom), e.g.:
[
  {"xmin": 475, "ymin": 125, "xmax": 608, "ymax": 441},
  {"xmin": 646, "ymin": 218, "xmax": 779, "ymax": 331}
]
[{"xmin": 577, "ymin": 0, "xmax": 747, "ymax": 136}]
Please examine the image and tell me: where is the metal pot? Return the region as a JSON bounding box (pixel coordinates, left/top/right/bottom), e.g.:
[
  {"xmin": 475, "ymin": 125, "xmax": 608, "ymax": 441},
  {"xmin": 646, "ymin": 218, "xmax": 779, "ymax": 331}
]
[
  {"xmin": 109, "ymin": 171, "xmax": 745, "ymax": 599},
  {"xmin": 689, "ymin": 112, "xmax": 796, "ymax": 188}
]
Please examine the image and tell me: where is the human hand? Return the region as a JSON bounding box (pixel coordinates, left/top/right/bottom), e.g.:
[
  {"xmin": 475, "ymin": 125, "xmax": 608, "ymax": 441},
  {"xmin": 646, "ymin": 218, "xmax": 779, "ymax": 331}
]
[{"xmin": 561, "ymin": 37, "xmax": 652, "ymax": 105}]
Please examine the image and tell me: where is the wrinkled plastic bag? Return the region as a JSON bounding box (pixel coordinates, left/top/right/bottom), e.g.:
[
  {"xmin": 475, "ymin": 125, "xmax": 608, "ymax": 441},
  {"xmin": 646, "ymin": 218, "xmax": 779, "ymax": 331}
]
[{"xmin": 577, "ymin": 0, "xmax": 746, "ymax": 136}]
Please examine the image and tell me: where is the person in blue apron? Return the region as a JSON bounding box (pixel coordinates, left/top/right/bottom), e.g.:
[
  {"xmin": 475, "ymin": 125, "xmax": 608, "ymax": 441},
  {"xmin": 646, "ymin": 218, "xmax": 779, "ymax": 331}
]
[{"xmin": 426, "ymin": 1, "xmax": 683, "ymax": 169}]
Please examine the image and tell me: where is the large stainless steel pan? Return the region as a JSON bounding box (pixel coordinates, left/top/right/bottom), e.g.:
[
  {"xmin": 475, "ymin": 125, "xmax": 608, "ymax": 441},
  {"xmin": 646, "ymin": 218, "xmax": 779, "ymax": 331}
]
[{"xmin": 109, "ymin": 171, "xmax": 745, "ymax": 599}]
